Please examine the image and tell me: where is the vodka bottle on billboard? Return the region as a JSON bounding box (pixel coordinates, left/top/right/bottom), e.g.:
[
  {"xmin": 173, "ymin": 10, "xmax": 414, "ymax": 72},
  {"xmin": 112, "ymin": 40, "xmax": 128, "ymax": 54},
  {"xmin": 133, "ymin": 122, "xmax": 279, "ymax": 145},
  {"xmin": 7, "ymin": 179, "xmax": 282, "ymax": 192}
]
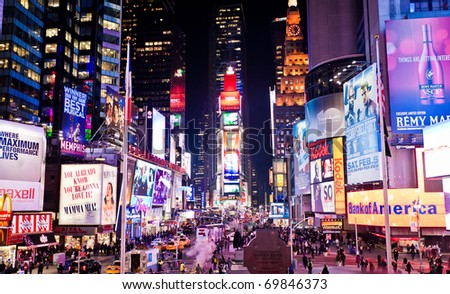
[{"xmin": 418, "ymin": 24, "xmax": 445, "ymax": 105}]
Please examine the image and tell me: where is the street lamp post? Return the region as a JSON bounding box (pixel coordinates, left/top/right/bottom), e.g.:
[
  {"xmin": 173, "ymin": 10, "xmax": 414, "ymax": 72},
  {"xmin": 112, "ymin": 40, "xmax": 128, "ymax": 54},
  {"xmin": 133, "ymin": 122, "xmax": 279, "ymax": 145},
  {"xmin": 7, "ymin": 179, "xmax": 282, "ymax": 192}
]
[{"xmin": 413, "ymin": 199, "xmax": 424, "ymax": 273}]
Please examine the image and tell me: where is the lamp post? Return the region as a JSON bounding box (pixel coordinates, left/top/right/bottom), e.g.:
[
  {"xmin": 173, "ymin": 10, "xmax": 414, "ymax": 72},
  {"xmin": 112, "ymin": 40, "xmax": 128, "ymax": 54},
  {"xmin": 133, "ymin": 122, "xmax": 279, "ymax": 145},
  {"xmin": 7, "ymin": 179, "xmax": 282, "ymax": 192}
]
[{"xmin": 413, "ymin": 199, "xmax": 423, "ymax": 273}]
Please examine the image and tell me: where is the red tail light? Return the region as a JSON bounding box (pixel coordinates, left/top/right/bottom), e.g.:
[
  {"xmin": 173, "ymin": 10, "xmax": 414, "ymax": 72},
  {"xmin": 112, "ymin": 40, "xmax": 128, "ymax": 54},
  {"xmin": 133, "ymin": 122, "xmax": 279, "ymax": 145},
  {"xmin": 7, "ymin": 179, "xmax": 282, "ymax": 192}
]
[{"xmin": 82, "ymin": 265, "xmax": 87, "ymax": 271}]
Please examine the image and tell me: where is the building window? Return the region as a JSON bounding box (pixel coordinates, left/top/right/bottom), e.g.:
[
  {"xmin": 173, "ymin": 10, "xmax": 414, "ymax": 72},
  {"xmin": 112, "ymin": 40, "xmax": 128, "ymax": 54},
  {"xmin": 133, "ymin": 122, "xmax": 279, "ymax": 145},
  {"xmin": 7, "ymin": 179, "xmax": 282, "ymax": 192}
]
[{"xmin": 45, "ymin": 44, "xmax": 57, "ymax": 53}]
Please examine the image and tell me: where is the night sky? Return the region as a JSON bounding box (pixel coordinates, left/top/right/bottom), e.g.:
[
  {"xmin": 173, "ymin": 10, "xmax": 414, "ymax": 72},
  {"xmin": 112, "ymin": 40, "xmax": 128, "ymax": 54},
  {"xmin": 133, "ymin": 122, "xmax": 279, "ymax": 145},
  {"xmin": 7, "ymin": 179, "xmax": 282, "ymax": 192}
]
[{"xmin": 174, "ymin": 0, "xmax": 306, "ymax": 195}]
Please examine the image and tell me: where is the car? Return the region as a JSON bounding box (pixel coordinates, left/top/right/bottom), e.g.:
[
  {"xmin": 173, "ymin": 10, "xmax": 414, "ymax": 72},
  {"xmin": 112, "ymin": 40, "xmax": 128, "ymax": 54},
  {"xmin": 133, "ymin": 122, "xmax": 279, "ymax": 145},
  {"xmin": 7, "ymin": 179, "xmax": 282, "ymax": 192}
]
[
  {"xmin": 178, "ymin": 236, "xmax": 191, "ymax": 247},
  {"xmin": 165, "ymin": 241, "xmax": 184, "ymax": 251},
  {"xmin": 68, "ymin": 259, "xmax": 101, "ymax": 274},
  {"xmin": 106, "ymin": 260, "xmax": 120, "ymax": 274},
  {"xmin": 150, "ymin": 240, "xmax": 166, "ymax": 251}
]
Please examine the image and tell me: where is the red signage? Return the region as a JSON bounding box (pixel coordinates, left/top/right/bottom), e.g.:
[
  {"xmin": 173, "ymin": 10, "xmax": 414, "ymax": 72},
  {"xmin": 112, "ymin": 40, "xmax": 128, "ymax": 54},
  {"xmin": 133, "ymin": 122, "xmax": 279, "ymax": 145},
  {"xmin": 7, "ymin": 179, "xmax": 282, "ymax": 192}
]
[
  {"xmin": 170, "ymin": 93, "xmax": 185, "ymax": 113},
  {"xmin": 220, "ymin": 91, "xmax": 241, "ymax": 111},
  {"xmin": 11, "ymin": 213, "xmax": 53, "ymax": 234}
]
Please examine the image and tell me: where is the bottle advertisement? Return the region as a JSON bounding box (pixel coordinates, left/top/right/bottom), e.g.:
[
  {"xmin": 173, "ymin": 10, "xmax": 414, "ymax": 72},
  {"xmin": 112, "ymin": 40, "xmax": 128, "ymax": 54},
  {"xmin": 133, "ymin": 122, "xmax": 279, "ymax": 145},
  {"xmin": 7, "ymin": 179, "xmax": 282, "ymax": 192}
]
[{"xmin": 386, "ymin": 17, "xmax": 450, "ymax": 134}]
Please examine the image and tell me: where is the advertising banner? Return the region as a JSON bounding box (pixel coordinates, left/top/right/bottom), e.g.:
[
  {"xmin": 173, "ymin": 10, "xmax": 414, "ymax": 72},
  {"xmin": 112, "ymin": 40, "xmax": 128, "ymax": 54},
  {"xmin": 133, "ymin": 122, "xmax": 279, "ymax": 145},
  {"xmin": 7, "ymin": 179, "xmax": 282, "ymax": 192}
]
[
  {"xmin": 131, "ymin": 160, "xmax": 156, "ymax": 215},
  {"xmin": 309, "ymin": 139, "xmax": 336, "ymax": 213},
  {"xmin": 0, "ymin": 181, "xmax": 42, "ymax": 211},
  {"xmin": 332, "ymin": 137, "xmax": 345, "ymax": 214},
  {"xmin": 182, "ymin": 152, "xmax": 191, "ymax": 178},
  {"xmin": 105, "ymin": 87, "xmax": 125, "ymax": 140},
  {"xmin": 269, "ymin": 202, "xmax": 289, "ymax": 219},
  {"xmin": 223, "ymin": 150, "xmax": 240, "ymax": 180},
  {"xmin": 0, "ymin": 120, "xmax": 46, "ymax": 182},
  {"xmin": 59, "ymin": 164, "xmax": 117, "ymax": 225},
  {"xmin": 344, "ymin": 64, "xmax": 382, "ymax": 184},
  {"xmin": 10, "ymin": 213, "xmax": 52, "ymax": 234},
  {"xmin": 170, "ymin": 93, "xmax": 185, "ymax": 113},
  {"xmin": 224, "ymin": 131, "xmax": 240, "ymax": 151},
  {"xmin": 101, "ymin": 164, "xmax": 118, "ymax": 225},
  {"xmin": 423, "ymin": 120, "xmax": 450, "ymax": 178},
  {"xmin": 223, "ymin": 112, "xmax": 239, "ymax": 127},
  {"xmin": 347, "ymin": 189, "xmax": 445, "ymax": 227},
  {"xmin": 60, "ymin": 86, "xmax": 87, "ymax": 157},
  {"xmin": 293, "ymin": 120, "xmax": 310, "ymax": 195},
  {"xmin": 443, "ymin": 177, "xmax": 450, "ymax": 230},
  {"xmin": 305, "ymin": 93, "xmax": 345, "ymax": 143},
  {"xmin": 170, "ymin": 114, "xmax": 182, "ymax": 130},
  {"xmin": 152, "ymin": 108, "xmax": 166, "ymax": 160},
  {"xmin": 320, "ymin": 218, "xmax": 343, "ymax": 232},
  {"xmin": 170, "ymin": 69, "xmax": 186, "ymax": 113},
  {"xmin": 152, "ymin": 167, "xmax": 172, "ymax": 206},
  {"xmin": 386, "ymin": 17, "xmax": 450, "ymax": 134},
  {"xmin": 220, "ymin": 91, "xmax": 241, "ymax": 111}
]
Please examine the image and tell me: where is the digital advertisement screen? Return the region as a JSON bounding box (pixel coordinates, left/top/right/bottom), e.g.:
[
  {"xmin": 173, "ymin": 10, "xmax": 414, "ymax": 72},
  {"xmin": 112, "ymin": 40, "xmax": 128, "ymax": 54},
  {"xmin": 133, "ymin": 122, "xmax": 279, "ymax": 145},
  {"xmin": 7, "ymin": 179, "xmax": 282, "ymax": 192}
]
[
  {"xmin": 305, "ymin": 93, "xmax": 345, "ymax": 143},
  {"xmin": 152, "ymin": 167, "xmax": 172, "ymax": 206},
  {"xmin": 105, "ymin": 86, "xmax": 125, "ymax": 140},
  {"xmin": 269, "ymin": 202, "xmax": 289, "ymax": 219},
  {"xmin": 223, "ymin": 184, "xmax": 240, "ymax": 194},
  {"xmin": 309, "ymin": 139, "xmax": 336, "ymax": 213},
  {"xmin": 220, "ymin": 91, "xmax": 241, "ymax": 111},
  {"xmin": 223, "ymin": 112, "xmax": 239, "ymax": 126},
  {"xmin": 223, "ymin": 150, "xmax": 240, "ymax": 180},
  {"xmin": 170, "ymin": 113, "xmax": 182, "ymax": 129},
  {"xmin": 224, "ymin": 131, "xmax": 240, "ymax": 151},
  {"xmin": 60, "ymin": 86, "xmax": 87, "ymax": 157},
  {"xmin": 152, "ymin": 108, "xmax": 166, "ymax": 160},
  {"xmin": 343, "ymin": 64, "xmax": 382, "ymax": 185},
  {"xmin": 131, "ymin": 160, "xmax": 156, "ymax": 214},
  {"xmin": 386, "ymin": 17, "xmax": 450, "ymax": 134}
]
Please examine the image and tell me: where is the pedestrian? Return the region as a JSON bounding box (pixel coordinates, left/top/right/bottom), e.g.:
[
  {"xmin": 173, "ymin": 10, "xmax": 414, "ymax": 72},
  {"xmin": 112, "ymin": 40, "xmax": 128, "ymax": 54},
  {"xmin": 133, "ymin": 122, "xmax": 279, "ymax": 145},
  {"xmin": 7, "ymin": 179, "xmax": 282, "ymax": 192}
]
[
  {"xmin": 302, "ymin": 254, "xmax": 308, "ymax": 269},
  {"xmin": 38, "ymin": 262, "xmax": 44, "ymax": 274},
  {"xmin": 307, "ymin": 258, "xmax": 313, "ymax": 274},
  {"xmin": 321, "ymin": 264, "xmax": 329, "ymax": 274},
  {"xmin": 406, "ymin": 261, "xmax": 413, "ymax": 274},
  {"xmin": 57, "ymin": 262, "xmax": 63, "ymax": 274},
  {"xmin": 356, "ymin": 254, "xmax": 361, "ymax": 268},
  {"xmin": 179, "ymin": 261, "xmax": 185, "ymax": 274}
]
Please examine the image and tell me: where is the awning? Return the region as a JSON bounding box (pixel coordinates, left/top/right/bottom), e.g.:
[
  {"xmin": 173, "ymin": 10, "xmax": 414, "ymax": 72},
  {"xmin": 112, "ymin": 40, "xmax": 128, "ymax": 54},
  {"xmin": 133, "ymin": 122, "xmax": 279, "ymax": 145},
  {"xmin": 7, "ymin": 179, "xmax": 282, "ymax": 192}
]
[{"xmin": 17, "ymin": 232, "xmax": 58, "ymax": 249}]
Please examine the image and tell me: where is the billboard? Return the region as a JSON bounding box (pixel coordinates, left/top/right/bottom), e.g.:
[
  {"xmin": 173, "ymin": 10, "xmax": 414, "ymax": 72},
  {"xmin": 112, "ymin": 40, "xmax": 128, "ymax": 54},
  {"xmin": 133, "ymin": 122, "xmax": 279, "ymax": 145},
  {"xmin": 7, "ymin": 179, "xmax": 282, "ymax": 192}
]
[
  {"xmin": 305, "ymin": 93, "xmax": 345, "ymax": 143},
  {"xmin": 309, "ymin": 139, "xmax": 335, "ymax": 213},
  {"xmin": 0, "ymin": 120, "xmax": 46, "ymax": 211},
  {"xmin": 60, "ymin": 86, "xmax": 87, "ymax": 157},
  {"xmin": 223, "ymin": 112, "xmax": 239, "ymax": 127},
  {"xmin": 131, "ymin": 160, "xmax": 157, "ymax": 215},
  {"xmin": 386, "ymin": 17, "xmax": 450, "ymax": 134},
  {"xmin": 347, "ymin": 189, "xmax": 445, "ymax": 227},
  {"xmin": 152, "ymin": 108, "xmax": 166, "ymax": 160},
  {"xmin": 105, "ymin": 87, "xmax": 125, "ymax": 140},
  {"xmin": 443, "ymin": 178, "xmax": 450, "ymax": 230},
  {"xmin": 220, "ymin": 91, "xmax": 241, "ymax": 111},
  {"xmin": 152, "ymin": 167, "xmax": 172, "ymax": 206},
  {"xmin": 423, "ymin": 120, "xmax": 450, "ymax": 178},
  {"xmin": 182, "ymin": 152, "xmax": 191, "ymax": 178},
  {"xmin": 170, "ymin": 69, "xmax": 186, "ymax": 113},
  {"xmin": 343, "ymin": 64, "xmax": 382, "ymax": 184},
  {"xmin": 170, "ymin": 113, "xmax": 182, "ymax": 130},
  {"xmin": 224, "ymin": 131, "xmax": 240, "ymax": 151},
  {"xmin": 293, "ymin": 120, "xmax": 310, "ymax": 195},
  {"xmin": 10, "ymin": 213, "xmax": 52, "ymax": 234},
  {"xmin": 59, "ymin": 164, "xmax": 118, "ymax": 225},
  {"xmin": 223, "ymin": 150, "xmax": 240, "ymax": 180},
  {"xmin": 269, "ymin": 202, "xmax": 289, "ymax": 219}
]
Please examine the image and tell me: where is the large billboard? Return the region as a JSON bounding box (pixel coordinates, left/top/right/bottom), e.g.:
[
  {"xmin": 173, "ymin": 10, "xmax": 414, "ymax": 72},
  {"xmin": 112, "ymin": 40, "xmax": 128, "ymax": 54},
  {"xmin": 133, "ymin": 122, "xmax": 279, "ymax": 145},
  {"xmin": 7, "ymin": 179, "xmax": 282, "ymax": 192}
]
[
  {"xmin": 105, "ymin": 87, "xmax": 125, "ymax": 140},
  {"xmin": 0, "ymin": 120, "xmax": 46, "ymax": 211},
  {"xmin": 220, "ymin": 91, "xmax": 241, "ymax": 111},
  {"xmin": 59, "ymin": 164, "xmax": 118, "ymax": 225},
  {"xmin": 305, "ymin": 93, "xmax": 345, "ymax": 143},
  {"xmin": 347, "ymin": 189, "xmax": 445, "ymax": 227},
  {"xmin": 423, "ymin": 120, "xmax": 450, "ymax": 178},
  {"xmin": 293, "ymin": 120, "xmax": 310, "ymax": 195},
  {"xmin": 222, "ymin": 112, "xmax": 239, "ymax": 127},
  {"xmin": 60, "ymin": 86, "xmax": 87, "ymax": 157},
  {"xmin": 386, "ymin": 17, "xmax": 450, "ymax": 134},
  {"xmin": 343, "ymin": 64, "xmax": 382, "ymax": 184},
  {"xmin": 152, "ymin": 167, "xmax": 172, "ymax": 206},
  {"xmin": 152, "ymin": 108, "xmax": 166, "ymax": 160},
  {"xmin": 170, "ymin": 69, "xmax": 186, "ymax": 113},
  {"xmin": 309, "ymin": 139, "xmax": 336, "ymax": 213},
  {"xmin": 223, "ymin": 150, "xmax": 240, "ymax": 181}
]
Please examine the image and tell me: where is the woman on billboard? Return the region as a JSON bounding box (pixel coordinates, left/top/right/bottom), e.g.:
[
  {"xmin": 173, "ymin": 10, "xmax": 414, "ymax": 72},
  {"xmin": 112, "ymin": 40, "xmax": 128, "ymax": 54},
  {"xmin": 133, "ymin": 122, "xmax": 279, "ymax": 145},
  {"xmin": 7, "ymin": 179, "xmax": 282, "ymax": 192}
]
[{"xmin": 103, "ymin": 182, "xmax": 115, "ymax": 224}]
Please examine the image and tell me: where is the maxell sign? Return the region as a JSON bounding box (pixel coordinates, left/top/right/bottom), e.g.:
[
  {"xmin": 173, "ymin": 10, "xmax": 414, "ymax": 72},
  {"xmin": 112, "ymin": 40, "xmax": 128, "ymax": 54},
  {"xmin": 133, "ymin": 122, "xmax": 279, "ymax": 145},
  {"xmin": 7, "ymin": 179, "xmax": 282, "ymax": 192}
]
[{"xmin": 0, "ymin": 120, "xmax": 46, "ymax": 211}]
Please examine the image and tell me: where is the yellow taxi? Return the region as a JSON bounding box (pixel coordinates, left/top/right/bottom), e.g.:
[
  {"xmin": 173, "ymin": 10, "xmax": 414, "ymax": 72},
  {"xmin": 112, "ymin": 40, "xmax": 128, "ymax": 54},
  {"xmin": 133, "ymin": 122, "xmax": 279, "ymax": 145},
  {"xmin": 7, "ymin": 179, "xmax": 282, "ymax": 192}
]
[
  {"xmin": 151, "ymin": 240, "xmax": 166, "ymax": 251},
  {"xmin": 178, "ymin": 236, "xmax": 191, "ymax": 247},
  {"xmin": 105, "ymin": 260, "xmax": 120, "ymax": 274},
  {"xmin": 165, "ymin": 240, "xmax": 184, "ymax": 251}
]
